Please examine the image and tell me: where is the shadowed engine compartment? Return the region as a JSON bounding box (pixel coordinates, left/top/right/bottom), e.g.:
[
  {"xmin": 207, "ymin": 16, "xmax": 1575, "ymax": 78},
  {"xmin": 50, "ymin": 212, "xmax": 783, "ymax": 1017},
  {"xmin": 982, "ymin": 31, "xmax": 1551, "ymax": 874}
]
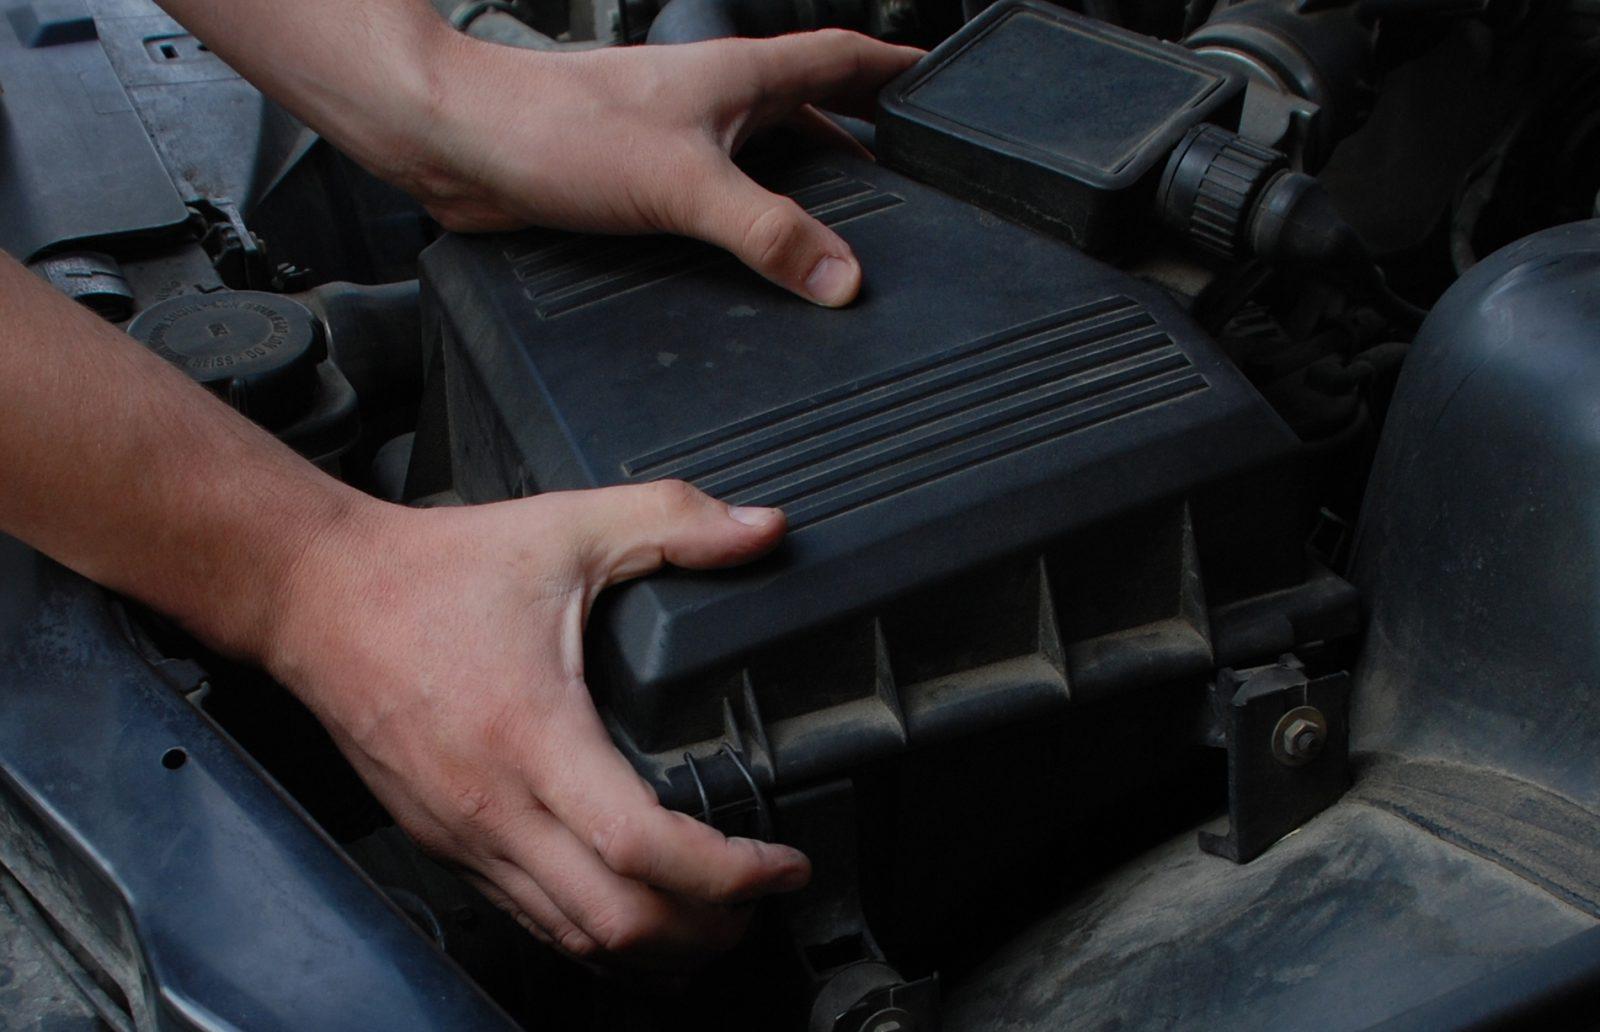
[{"xmin": 4, "ymin": 0, "xmax": 1600, "ymax": 1028}]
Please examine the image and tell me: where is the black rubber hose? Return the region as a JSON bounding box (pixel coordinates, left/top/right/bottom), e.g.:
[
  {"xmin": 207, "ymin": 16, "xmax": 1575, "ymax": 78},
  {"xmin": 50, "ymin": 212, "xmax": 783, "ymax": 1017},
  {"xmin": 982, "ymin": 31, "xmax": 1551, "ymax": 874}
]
[
  {"xmin": 1249, "ymin": 171, "xmax": 1427, "ymax": 331},
  {"xmin": 646, "ymin": 0, "xmax": 863, "ymax": 44},
  {"xmin": 298, "ymin": 280, "xmax": 425, "ymax": 441}
]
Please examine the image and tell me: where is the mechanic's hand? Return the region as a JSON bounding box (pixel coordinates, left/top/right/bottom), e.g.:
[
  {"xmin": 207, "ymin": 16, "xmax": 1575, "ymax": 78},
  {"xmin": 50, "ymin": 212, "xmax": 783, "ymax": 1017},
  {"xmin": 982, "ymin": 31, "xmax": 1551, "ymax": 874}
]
[
  {"xmin": 386, "ymin": 32, "xmax": 922, "ymax": 306},
  {"xmin": 266, "ymin": 482, "xmax": 806, "ymax": 965}
]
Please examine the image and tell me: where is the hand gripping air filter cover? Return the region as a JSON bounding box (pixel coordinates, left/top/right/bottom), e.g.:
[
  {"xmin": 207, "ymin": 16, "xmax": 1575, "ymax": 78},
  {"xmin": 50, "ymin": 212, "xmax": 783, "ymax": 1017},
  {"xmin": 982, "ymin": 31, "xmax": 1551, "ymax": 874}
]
[{"xmin": 420, "ymin": 154, "xmax": 1296, "ymax": 741}]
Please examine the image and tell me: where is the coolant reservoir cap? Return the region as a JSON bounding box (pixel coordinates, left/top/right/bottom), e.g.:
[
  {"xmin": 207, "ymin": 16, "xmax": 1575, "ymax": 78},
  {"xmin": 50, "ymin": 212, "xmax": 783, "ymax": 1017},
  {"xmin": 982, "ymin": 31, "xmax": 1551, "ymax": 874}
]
[{"xmin": 127, "ymin": 290, "xmax": 325, "ymax": 429}]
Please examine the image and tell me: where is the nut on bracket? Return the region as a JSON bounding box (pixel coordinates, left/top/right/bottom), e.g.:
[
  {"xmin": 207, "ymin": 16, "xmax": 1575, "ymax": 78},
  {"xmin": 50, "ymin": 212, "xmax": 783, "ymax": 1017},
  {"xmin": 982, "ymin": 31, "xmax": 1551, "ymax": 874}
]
[
  {"xmin": 1198, "ymin": 661, "xmax": 1351, "ymax": 863},
  {"xmin": 1272, "ymin": 705, "xmax": 1327, "ymax": 767}
]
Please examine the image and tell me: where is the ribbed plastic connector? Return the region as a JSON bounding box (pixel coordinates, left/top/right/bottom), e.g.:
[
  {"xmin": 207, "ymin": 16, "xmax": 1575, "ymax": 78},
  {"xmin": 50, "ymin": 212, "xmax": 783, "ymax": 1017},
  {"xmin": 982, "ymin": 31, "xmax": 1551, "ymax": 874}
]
[{"xmin": 1158, "ymin": 124, "xmax": 1285, "ymax": 261}]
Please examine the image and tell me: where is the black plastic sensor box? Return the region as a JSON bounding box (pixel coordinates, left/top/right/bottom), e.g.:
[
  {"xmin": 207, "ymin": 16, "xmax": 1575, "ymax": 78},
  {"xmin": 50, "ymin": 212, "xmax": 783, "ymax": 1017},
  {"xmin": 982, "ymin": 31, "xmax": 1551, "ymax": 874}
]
[
  {"xmin": 420, "ymin": 154, "xmax": 1301, "ymax": 754},
  {"xmin": 877, "ymin": 0, "xmax": 1245, "ymax": 254}
]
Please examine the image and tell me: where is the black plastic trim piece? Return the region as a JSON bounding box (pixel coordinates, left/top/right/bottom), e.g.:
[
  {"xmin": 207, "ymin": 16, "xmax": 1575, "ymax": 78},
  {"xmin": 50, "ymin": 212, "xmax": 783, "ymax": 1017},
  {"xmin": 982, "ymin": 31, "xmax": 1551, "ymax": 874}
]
[{"xmin": 0, "ymin": 537, "xmax": 514, "ymax": 1030}]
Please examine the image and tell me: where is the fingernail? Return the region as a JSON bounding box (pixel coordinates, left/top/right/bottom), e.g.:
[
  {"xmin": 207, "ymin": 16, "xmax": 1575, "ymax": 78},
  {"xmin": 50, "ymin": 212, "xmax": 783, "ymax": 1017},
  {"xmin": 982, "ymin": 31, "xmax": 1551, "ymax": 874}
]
[
  {"xmin": 729, "ymin": 505, "xmax": 780, "ymax": 527},
  {"xmin": 804, "ymin": 255, "xmax": 858, "ymax": 307},
  {"xmin": 778, "ymin": 871, "xmax": 810, "ymax": 893},
  {"xmin": 775, "ymin": 849, "xmax": 812, "ymax": 891}
]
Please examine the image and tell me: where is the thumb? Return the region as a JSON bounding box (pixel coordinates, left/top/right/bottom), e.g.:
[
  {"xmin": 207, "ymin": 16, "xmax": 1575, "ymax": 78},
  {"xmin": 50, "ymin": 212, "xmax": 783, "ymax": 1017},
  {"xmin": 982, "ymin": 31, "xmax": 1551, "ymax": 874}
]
[
  {"xmin": 691, "ymin": 159, "xmax": 862, "ymax": 307},
  {"xmin": 560, "ymin": 479, "xmax": 786, "ymax": 586}
]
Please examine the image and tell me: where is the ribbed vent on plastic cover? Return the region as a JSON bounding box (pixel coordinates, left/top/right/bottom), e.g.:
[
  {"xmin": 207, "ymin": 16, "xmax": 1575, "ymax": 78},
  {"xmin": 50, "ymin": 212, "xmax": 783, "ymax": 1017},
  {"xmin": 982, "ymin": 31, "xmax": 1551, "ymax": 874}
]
[
  {"xmin": 501, "ymin": 167, "xmax": 903, "ymax": 318},
  {"xmin": 625, "ymin": 297, "xmax": 1208, "ymax": 528}
]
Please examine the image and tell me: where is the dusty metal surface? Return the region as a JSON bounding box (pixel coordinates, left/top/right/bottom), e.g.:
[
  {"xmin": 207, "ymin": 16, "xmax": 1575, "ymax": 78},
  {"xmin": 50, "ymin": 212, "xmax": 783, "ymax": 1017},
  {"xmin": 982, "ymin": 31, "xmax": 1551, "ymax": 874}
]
[
  {"xmin": 1350, "ymin": 759, "xmax": 1600, "ymax": 918},
  {"xmin": 944, "ymin": 761, "xmax": 1599, "ymax": 1031},
  {"xmin": 0, "ymin": 887, "xmax": 102, "ymax": 1032}
]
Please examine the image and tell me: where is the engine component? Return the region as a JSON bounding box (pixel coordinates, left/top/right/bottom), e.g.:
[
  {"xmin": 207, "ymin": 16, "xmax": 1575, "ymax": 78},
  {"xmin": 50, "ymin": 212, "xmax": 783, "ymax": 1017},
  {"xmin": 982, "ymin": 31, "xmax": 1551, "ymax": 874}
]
[
  {"xmin": 876, "ymin": 0, "xmax": 1245, "ymax": 255},
  {"xmin": 1355, "ymin": 219, "xmax": 1600, "ymax": 808},
  {"xmin": 29, "ymin": 251, "xmax": 135, "ymax": 322},
  {"xmin": 1248, "ymin": 169, "xmax": 1365, "ymax": 272},
  {"xmin": 1198, "ymin": 659, "xmax": 1350, "ymax": 862},
  {"xmin": 419, "ymin": 147, "xmax": 1360, "ymax": 815},
  {"xmin": 127, "ymin": 291, "xmax": 359, "ymax": 463},
  {"xmin": 0, "ymin": 538, "xmax": 519, "ymax": 1032},
  {"xmin": 1161, "ymin": 123, "xmax": 1424, "ymax": 332},
  {"xmin": 0, "ymin": 0, "xmax": 189, "ymax": 261},
  {"xmin": 1185, "ymin": 0, "xmax": 1377, "ymax": 169},
  {"xmin": 1158, "ymin": 123, "xmax": 1285, "ymax": 260},
  {"xmin": 810, "ymin": 962, "xmax": 938, "ymax": 1032}
]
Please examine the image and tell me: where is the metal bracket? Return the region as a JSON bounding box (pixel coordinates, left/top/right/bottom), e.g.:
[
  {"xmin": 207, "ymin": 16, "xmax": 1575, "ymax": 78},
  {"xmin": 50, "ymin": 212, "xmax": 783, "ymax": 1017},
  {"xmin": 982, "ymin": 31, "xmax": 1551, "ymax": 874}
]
[
  {"xmin": 1198, "ymin": 661, "xmax": 1351, "ymax": 863},
  {"xmin": 828, "ymin": 972, "xmax": 940, "ymax": 1032},
  {"xmin": 192, "ymin": 198, "xmax": 267, "ymax": 289},
  {"xmin": 779, "ymin": 782, "xmax": 942, "ymax": 1032}
]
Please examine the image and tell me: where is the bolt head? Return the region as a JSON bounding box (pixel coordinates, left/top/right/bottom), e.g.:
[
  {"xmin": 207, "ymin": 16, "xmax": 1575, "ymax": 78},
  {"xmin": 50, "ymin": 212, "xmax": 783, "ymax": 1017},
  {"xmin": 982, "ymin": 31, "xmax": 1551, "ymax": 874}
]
[
  {"xmin": 1286, "ymin": 719, "xmax": 1323, "ymax": 759},
  {"xmin": 1271, "ymin": 706, "xmax": 1328, "ymax": 767},
  {"xmin": 861, "ymin": 1007, "xmax": 915, "ymax": 1032}
]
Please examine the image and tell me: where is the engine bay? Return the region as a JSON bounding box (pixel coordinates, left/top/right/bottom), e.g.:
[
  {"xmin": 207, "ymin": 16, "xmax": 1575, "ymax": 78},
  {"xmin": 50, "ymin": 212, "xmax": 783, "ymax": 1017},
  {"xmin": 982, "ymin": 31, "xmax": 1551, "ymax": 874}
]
[{"xmin": 7, "ymin": 0, "xmax": 1600, "ymax": 1028}]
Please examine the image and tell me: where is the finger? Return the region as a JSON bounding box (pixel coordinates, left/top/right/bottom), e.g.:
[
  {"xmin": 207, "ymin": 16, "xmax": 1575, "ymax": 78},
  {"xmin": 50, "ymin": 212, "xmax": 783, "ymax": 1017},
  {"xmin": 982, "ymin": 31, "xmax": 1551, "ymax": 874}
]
[
  {"xmin": 528, "ymin": 700, "xmax": 811, "ymax": 905},
  {"xmin": 689, "ymin": 158, "xmax": 862, "ymax": 306},
  {"xmin": 749, "ymin": 30, "xmax": 924, "ymax": 122},
  {"xmin": 376, "ymin": 770, "xmax": 597, "ymax": 954},
  {"xmin": 497, "ymin": 806, "xmax": 754, "ymax": 965},
  {"xmin": 784, "ymin": 105, "xmax": 874, "ymax": 162},
  {"xmin": 462, "ymin": 867, "xmax": 569, "ymax": 950},
  {"xmin": 553, "ymin": 479, "xmax": 785, "ymax": 585}
]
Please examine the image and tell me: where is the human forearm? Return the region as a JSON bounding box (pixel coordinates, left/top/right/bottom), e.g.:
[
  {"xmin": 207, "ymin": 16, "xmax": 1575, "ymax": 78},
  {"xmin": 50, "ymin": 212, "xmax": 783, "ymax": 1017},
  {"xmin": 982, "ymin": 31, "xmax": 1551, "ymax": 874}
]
[
  {"xmin": 0, "ymin": 254, "xmax": 375, "ymax": 660},
  {"xmin": 2, "ymin": 3, "xmax": 909, "ymax": 956},
  {"xmin": 151, "ymin": 0, "xmax": 458, "ymax": 185},
  {"xmin": 2, "ymin": 254, "xmax": 807, "ymax": 962},
  {"xmin": 151, "ymin": 0, "xmax": 921, "ymax": 304}
]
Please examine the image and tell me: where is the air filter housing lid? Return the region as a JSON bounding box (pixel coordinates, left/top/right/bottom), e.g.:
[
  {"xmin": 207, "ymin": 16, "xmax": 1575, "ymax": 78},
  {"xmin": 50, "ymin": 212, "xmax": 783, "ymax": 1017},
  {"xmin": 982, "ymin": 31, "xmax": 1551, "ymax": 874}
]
[{"xmin": 421, "ymin": 154, "xmax": 1298, "ymax": 743}]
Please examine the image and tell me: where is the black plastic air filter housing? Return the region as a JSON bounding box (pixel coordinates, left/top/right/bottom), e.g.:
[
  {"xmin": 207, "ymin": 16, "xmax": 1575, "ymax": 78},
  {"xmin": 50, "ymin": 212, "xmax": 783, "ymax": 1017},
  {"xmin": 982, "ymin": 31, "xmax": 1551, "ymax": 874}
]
[
  {"xmin": 877, "ymin": 0, "xmax": 1245, "ymax": 255},
  {"xmin": 420, "ymin": 153, "xmax": 1331, "ymax": 797}
]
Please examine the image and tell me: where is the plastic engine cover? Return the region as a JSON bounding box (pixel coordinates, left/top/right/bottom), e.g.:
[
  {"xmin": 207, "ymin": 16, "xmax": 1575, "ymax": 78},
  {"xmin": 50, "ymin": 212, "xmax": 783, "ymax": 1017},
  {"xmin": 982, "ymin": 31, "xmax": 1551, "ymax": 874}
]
[{"xmin": 421, "ymin": 154, "xmax": 1304, "ymax": 767}]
